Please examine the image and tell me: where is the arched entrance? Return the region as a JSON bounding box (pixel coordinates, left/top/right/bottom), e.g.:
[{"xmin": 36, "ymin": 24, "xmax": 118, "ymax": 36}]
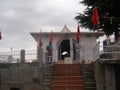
[{"xmin": 58, "ymin": 39, "xmax": 70, "ymax": 60}]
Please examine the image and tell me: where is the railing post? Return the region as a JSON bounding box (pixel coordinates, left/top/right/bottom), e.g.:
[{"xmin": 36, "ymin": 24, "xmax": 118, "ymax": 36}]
[
  {"xmin": 98, "ymin": 42, "xmax": 100, "ymax": 59},
  {"xmin": 92, "ymin": 42, "xmax": 100, "ymax": 61},
  {"xmin": 20, "ymin": 49, "xmax": 25, "ymax": 63},
  {"xmin": 8, "ymin": 55, "xmax": 13, "ymax": 63}
]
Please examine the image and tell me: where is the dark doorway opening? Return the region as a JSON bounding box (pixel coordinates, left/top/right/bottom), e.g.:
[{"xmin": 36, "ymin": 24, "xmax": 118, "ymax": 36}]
[{"xmin": 58, "ymin": 39, "xmax": 70, "ymax": 60}]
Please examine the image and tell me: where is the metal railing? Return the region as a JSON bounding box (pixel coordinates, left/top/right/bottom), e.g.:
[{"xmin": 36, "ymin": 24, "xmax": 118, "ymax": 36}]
[
  {"xmin": 0, "ymin": 50, "xmax": 37, "ymax": 63},
  {"xmin": 100, "ymin": 45, "xmax": 120, "ymax": 60},
  {"xmin": 93, "ymin": 39, "xmax": 120, "ymax": 61},
  {"xmin": 1, "ymin": 40, "xmax": 120, "ymax": 63},
  {"xmin": 92, "ymin": 42, "xmax": 100, "ymax": 61}
]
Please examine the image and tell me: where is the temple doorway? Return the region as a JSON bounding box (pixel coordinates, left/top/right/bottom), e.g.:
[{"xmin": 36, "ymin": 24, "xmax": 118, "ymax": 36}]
[
  {"xmin": 58, "ymin": 39, "xmax": 70, "ymax": 60},
  {"xmin": 58, "ymin": 39, "xmax": 76, "ymax": 60}
]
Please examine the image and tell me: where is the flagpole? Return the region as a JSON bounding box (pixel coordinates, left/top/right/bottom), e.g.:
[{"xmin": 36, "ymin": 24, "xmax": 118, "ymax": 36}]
[{"xmin": 76, "ymin": 23, "xmax": 80, "ymax": 63}]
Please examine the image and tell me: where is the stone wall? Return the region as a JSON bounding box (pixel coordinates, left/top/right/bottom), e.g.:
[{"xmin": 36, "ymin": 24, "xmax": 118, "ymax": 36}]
[
  {"xmin": 94, "ymin": 60, "xmax": 118, "ymax": 90},
  {"xmin": 94, "ymin": 61, "xmax": 106, "ymax": 90},
  {"xmin": 0, "ymin": 63, "xmax": 43, "ymax": 90}
]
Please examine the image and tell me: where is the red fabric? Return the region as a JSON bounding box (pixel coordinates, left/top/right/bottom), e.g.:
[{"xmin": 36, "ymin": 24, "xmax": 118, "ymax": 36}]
[
  {"xmin": 92, "ymin": 6, "xmax": 99, "ymax": 26},
  {"xmin": 37, "ymin": 33, "xmax": 42, "ymax": 48},
  {"xmin": 50, "ymin": 31, "xmax": 54, "ymax": 43},
  {"xmin": 0, "ymin": 31, "xmax": 2, "ymax": 40},
  {"xmin": 76, "ymin": 24, "xmax": 80, "ymax": 43}
]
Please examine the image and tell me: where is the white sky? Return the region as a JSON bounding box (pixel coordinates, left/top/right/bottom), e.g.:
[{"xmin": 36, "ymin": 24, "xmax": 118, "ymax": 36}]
[{"xmin": 0, "ymin": 0, "xmax": 86, "ymax": 51}]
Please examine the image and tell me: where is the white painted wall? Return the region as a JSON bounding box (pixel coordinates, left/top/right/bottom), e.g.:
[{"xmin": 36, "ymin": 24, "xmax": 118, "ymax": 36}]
[{"xmin": 34, "ymin": 32, "xmax": 97, "ymax": 63}]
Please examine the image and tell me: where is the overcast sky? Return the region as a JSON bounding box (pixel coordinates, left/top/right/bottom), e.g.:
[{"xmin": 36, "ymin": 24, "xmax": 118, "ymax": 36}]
[{"xmin": 0, "ymin": 0, "xmax": 85, "ymax": 51}]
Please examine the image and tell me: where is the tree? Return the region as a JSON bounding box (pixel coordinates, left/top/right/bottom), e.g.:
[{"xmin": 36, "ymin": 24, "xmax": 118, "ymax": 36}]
[{"xmin": 75, "ymin": 0, "xmax": 120, "ymax": 41}]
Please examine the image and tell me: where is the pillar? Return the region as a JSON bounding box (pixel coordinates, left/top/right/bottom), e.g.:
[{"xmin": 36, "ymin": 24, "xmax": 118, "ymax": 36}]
[
  {"xmin": 20, "ymin": 49, "xmax": 25, "ymax": 63},
  {"xmin": 94, "ymin": 61, "xmax": 105, "ymax": 90},
  {"xmin": 37, "ymin": 48, "xmax": 43, "ymax": 67},
  {"xmin": 105, "ymin": 64, "xmax": 116, "ymax": 90},
  {"xmin": 70, "ymin": 37, "xmax": 73, "ymax": 59}
]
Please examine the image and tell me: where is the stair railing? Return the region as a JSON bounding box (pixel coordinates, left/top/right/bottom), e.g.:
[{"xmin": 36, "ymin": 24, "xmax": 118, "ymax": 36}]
[{"xmin": 93, "ymin": 39, "xmax": 120, "ymax": 61}]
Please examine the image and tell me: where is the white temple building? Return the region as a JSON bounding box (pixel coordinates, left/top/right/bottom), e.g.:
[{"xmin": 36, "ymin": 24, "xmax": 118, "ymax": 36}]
[{"xmin": 30, "ymin": 25, "xmax": 99, "ymax": 63}]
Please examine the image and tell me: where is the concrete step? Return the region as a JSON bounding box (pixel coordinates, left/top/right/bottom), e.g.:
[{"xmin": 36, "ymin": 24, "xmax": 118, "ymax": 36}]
[
  {"xmin": 85, "ymin": 87, "xmax": 96, "ymax": 90},
  {"xmin": 51, "ymin": 63, "xmax": 84, "ymax": 90},
  {"xmin": 42, "ymin": 65, "xmax": 53, "ymax": 90},
  {"xmin": 81, "ymin": 63, "xmax": 96, "ymax": 90},
  {"xmin": 44, "ymin": 76, "xmax": 53, "ymax": 79},
  {"xmin": 51, "ymin": 85, "xmax": 84, "ymax": 90},
  {"xmin": 42, "ymin": 82, "xmax": 50, "ymax": 85},
  {"xmin": 42, "ymin": 87, "xmax": 50, "ymax": 90},
  {"xmin": 52, "ymin": 76, "xmax": 83, "ymax": 81},
  {"xmin": 51, "ymin": 80, "xmax": 84, "ymax": 85},
  {"xmin": 43, "ymin": 79, "xmax": 51, "ymax": 82},
  {"xmin": 46, "ymin": 69, "xmax": 54, "ymax": 72},
  {"xmin": 85, "ymin": 82, "xmax": 96, "ymax": 87},
  {"xmin": 53, "ymin": 73, "xmax": 81, "ymax": 76},
  {"xmin": 84, "ymin": 74, "xmax": 95, "ymax": 82},
  {"xmin": 46, "ymin": 72, "xmax": 53, "ymax": 74}
]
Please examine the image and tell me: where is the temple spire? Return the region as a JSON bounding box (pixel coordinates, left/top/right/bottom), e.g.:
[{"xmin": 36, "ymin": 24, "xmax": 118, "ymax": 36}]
[{"xmin": 61, "ymin": 24, "xmax": 71, "ymax": 33}]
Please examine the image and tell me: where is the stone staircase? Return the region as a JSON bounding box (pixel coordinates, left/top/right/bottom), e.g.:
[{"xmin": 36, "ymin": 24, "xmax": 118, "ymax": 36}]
[
  {"xmin": 50, "ymin": 64, "xmax": 84, "ymax": 90},
  {"xmin": 41, "ymin": 65, "xmax": 53, "ymax": 90},
  {"xmin": 81, "ymin": 63, "xmax": 96, "ymax": 90},
  {"xmin": 41, "ymin": 63, "xmax": 97, "ymax": 90}
]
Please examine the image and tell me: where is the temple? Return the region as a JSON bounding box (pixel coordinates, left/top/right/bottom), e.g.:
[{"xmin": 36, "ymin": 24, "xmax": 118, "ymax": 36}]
[
  {"xmin": 0, "ymin": 25, "xmax": 120, "ymax": 90},
  {"xmin": 30, "ymin": 25, "xmax": 99, "ymax": 63}
]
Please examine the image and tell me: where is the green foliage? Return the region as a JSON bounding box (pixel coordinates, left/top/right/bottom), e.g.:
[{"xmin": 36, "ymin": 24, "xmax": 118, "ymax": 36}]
[{"xmin": 75, "ymin": 0, "xmax": 120, "ymax": 36}]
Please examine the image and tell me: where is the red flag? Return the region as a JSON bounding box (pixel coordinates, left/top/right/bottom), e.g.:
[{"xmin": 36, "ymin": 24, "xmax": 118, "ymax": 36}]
[
  {"xmin": 92, "ymin": 6, "xmax": 99, "ymax": 26},
  {"xmin": 50, "ymin": 31, "xmax": 54, "ymax": 43},
  {"xmin": 37, "ymin": 32, "xmax": 42, "ymax": 48},
  {"xmin": 0, "ymin": 31, "xmax": 2, "ymax": 40},
  {"xmin": 76, "ymin": 24, "xmax": 80, "ymax": 43}
]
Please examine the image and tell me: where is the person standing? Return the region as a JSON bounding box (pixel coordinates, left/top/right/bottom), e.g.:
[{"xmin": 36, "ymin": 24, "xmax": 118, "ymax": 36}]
[{"xmin": 46, "ymin": 42, "xmax": 53, "ymax": 64}]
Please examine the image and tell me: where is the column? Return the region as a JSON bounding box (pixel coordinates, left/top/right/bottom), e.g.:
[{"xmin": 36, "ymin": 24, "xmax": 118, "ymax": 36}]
[
  {"xmin": 37, "ymin": 48, "xmax": 43, "ymax": 67},
  {"xmin": 70, "ymin": 37, "xmax": 73, "ymax": 59},
  {"xmin": 94, "ymin": 61, "xmax": 105, "ymax": 90},
  {"xmin": 105, "ymin": 64, "xmax": 116, "ymax": 90},
  {"xmin": 20, "ymin": 49, "xmax": 25, "ymax": 63}
]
